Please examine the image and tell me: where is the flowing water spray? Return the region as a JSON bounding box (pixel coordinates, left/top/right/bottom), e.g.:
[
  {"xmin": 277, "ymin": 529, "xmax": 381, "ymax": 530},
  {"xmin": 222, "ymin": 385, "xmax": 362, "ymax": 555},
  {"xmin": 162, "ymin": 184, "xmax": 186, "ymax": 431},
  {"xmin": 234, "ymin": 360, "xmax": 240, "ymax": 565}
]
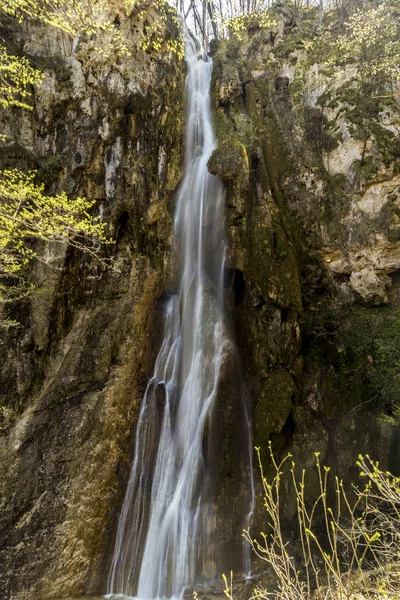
[{"xmin": 107, "ymin": 34, "xmax": 254, "ymax": 600}]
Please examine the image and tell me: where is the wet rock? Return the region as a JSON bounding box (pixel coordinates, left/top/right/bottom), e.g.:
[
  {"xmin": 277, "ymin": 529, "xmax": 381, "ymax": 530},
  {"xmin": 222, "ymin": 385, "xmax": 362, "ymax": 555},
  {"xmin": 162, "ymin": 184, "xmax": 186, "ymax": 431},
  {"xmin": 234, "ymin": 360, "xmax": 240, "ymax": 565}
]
[
  {"xmin": 211, "ymin": 20, "xmax": 400, "ymax": 530},
  {"xmin": 255, "ymin": 368, "xmax": 297, "ymax": 454},
  {"xmin": 208, "ymin": 138, "xmax": 249, "ymax": 181},
  {"xmin": 0, "ymin": 6, "xmax": 184, "ymax": 599}
]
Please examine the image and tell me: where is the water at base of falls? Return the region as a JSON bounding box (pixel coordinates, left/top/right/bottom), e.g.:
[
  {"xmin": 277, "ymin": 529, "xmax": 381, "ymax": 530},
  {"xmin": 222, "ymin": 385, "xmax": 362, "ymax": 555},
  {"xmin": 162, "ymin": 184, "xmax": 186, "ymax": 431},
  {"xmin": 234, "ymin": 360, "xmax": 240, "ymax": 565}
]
[{"xmin": 106, "ymin": 34, "xmax": 254, "ymax": 600}]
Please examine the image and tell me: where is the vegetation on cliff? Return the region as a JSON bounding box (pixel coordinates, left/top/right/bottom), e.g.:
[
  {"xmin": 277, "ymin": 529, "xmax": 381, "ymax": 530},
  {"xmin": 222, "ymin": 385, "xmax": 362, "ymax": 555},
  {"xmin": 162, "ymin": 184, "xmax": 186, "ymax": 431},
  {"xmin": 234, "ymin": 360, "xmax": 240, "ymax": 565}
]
[
  {"xmin": 0, "ymin": 169, "xmax": 108, "ymax": 320},
  {"xmin": 0, "ymin": 0, "xmax": 185, "ymax": 331},
  {"xmin": 224, "ymin": 448, "xmax": 400, "ymax": 600},
  {"xmin": 0, "ymin": 1, "xmax": 185, "ymax": 596},
  {"xmin": 0, "ymin": 0, "xmax": 399, "ymax": 598},
  {"xmin": 209, "ymin": 3, "xmax": 400, "ymax": 598},
  {"xmin": 1, "ymin": 0, "xmax": 398, "ymax": 320}
]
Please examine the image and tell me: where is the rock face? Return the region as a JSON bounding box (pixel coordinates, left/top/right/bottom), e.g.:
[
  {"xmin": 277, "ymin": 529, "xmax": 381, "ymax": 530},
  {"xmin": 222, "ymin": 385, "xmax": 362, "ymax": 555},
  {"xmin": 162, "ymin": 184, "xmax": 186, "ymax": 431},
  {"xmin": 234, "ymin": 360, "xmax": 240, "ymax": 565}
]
[
  {"xmin": 0, "ymin": 6, "xmax": 184, "ymax": 599},
  {"xmin": 1, "ymin": 7, "xmax": 400, "ymax": 600},
  {"xmin": 210, "ymin": 21, "xmax": 400, "ymax": 518}
]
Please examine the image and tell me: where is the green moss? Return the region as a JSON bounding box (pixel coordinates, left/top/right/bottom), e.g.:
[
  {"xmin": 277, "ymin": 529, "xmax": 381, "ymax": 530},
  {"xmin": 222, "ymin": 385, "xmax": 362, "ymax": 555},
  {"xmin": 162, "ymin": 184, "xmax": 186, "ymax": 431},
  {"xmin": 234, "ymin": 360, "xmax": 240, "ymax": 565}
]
[
  {"xmin": 352, "ymin": 156, "xmax": 379, "ymax": 182},
  {"xmin": 303, "ymin": 304, "xmax": 400, "ymax": 419},
  {"xmin": 208, "ymin": 138, "xmax": 249, "ymax": 181},
  {"xmin": 371, "ymin": 123, "xmax": 400, "ymax": 165},
  {"xmin": 212, "ymin": 38, "xmax": 303, "ymax": 313},
  {"xmin": 0, "ymin": 142, "xmax": 36, "ymax": 170},
  {"xmin": 345, "ymin": 306, "xmax": 400, "ymax": 407},
  {"xmin": 255, "ymin": 368, "xmax": 297, "ymax": 461},
  {"xmin": 37, "ymin": 155, "xmax": 64, "ymax": 187},
  {"xmin": 319, "ymin": 172, "xmax": 350, "ymax": 243},
  {"xmin": 33, "ymin": 55, "xmax": 73, "ymax": 83}
]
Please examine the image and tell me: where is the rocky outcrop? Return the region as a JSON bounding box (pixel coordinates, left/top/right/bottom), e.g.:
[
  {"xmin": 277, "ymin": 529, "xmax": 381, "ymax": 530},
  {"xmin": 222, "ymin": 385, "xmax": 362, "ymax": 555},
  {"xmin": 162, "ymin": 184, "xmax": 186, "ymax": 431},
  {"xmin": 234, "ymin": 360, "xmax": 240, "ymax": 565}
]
[
  {"xmin": 210, "ymin": 20, "xmax": 400, "ymax": 516},
  {"xmin": 1, "ymin": 7, "xmax": 400, "ymax": 599},
  {"xmin": 0, "ymin": 6, "xmax": 184, "ymax": 599}
]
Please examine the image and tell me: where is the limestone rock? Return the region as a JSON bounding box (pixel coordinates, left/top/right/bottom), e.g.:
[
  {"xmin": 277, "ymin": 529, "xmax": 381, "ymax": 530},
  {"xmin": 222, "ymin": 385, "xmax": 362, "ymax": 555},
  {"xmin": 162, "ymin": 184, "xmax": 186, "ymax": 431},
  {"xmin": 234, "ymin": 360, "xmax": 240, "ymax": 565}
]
[
  {"xmin": 349, "ymin": 267, "xmax": 392, "ymax": 303},
  {"xmin": 211, "ymin": 20, "xmax": 399, "ymax": 537},
  {"xmin": 0, "ymin": 6, "xmax": 184, "ymax": 599},
  {"xmin": 208, "ymin": 138, "xmax": 249, "ymax": 182}
]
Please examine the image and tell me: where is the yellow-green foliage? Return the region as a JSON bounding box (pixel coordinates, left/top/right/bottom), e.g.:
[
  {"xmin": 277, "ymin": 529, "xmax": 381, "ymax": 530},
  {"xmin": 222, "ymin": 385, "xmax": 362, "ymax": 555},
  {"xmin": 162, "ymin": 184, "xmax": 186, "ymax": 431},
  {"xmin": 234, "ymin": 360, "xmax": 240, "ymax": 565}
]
[
  {"xmin": 0, "ymin": 0, "xmax": 184, "ymax": 114},
  {"xmin": 0, "ymin": 46, "xmax": 44, "ymax": 110},
  {"xmin": 1, "ymin": 0, "xmax": 184, "ymax": 59},
  {"xmin": 135, "ymin": 1, "xmax": 184, "ymax": 58},
  {"xmin": 0, "ymin": 0, "xmax": 185, "ymax": 324},
  {"xmin": 297, "ymin": 0, "xmax": 400, "ymax": 90},
  {"xmin": 326, "ymin": 3, "xmax": 400, "ymax": 81},
  {"xmin": 2, "ymin": 0, "xmax": 94, "ymax": 33},
  {"xmin": 238, "ymin": 444, "xmax": 400, "ymax": 600},
  {"xmin": 225, "ymin": 10, "xmax": 277, "ymax": 41},
  {"xmin": 0, "ymin": 169, "xmax": 107, "ymax": 301},
  {"xmin": 253, "ymin": 0, "xmax": 400, "ymax": 92}
]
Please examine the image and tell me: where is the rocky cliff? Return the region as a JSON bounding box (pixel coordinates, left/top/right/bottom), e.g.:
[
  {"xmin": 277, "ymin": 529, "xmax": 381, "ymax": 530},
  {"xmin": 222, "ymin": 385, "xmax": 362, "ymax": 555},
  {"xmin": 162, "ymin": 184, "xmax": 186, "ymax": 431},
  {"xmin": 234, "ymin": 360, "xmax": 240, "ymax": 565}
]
[
  {"xmin": 0, "ymin": 6, "xmax": 184, "ymax": 599},
  {"xmin": 1, "ymin": 5, "xmax": 400, "ymax": 600},
  {"xmin": 209, "ymin": 16, "xmax": 400, "ymax": 521}
]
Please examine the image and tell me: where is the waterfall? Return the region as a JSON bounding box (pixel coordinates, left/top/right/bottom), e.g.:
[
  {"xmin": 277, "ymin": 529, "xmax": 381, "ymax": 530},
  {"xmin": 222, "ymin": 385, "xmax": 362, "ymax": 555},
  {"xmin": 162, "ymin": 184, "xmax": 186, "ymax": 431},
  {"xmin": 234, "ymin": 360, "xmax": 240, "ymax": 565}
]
[{"xmin": 106, "ymin": 34, "xmax": 254, "ymax": 600}]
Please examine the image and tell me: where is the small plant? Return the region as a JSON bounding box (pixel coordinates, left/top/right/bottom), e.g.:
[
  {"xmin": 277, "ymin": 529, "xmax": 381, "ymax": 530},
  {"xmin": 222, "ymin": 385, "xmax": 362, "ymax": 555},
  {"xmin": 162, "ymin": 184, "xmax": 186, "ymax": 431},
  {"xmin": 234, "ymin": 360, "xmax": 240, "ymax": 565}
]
[{"xmin": 237, "ymin": 443, "xmax": 400, "ymax": 600}]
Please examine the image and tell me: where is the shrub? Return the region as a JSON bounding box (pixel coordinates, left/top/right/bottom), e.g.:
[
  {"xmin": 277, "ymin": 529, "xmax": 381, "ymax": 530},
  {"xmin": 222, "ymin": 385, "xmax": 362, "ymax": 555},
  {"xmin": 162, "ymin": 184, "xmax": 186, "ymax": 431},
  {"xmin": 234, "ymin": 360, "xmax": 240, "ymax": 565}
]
[{"xmin": 225, "ymin": 443, "xmax": 400, "ymax": 600}]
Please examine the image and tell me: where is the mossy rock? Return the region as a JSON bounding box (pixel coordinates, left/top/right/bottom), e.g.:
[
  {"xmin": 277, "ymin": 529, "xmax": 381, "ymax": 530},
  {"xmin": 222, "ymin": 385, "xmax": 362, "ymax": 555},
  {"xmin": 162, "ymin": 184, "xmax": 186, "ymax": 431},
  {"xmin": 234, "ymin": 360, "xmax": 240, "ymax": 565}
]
[
  {"xmin": 208, "ymin": 138, "xmax": 249, "ymax": 182},
  {"xmin": 243, "ymin": 203, "xmax": 302, "ymax": 310},
  {"xmin": 0, "ymin": 141, "xmax": 37, "ymax": 171},
  {"xmin": 37, "ymin": 155, "xmax": 64, "ymax": 187},
  {"xmin": 255, "ymin": 367, "xmax": 297, "ymax": 456}
]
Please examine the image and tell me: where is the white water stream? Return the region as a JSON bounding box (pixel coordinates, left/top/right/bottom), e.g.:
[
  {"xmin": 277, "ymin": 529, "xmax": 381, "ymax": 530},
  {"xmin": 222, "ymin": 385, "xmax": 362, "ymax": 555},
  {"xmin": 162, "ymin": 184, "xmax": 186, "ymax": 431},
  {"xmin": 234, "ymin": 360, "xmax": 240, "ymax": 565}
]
[{"xmin": 106, "ymin": 35, "xmax": 254, "ymax": 600}]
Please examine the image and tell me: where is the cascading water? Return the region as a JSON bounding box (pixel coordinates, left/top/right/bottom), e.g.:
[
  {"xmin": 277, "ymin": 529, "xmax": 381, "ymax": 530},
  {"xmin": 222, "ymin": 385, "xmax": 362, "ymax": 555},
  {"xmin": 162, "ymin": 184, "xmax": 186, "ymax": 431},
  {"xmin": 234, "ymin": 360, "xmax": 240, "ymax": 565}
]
[{"xmin": 107, "ymin": 34, "xmax": 254, "ymax": 600}]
